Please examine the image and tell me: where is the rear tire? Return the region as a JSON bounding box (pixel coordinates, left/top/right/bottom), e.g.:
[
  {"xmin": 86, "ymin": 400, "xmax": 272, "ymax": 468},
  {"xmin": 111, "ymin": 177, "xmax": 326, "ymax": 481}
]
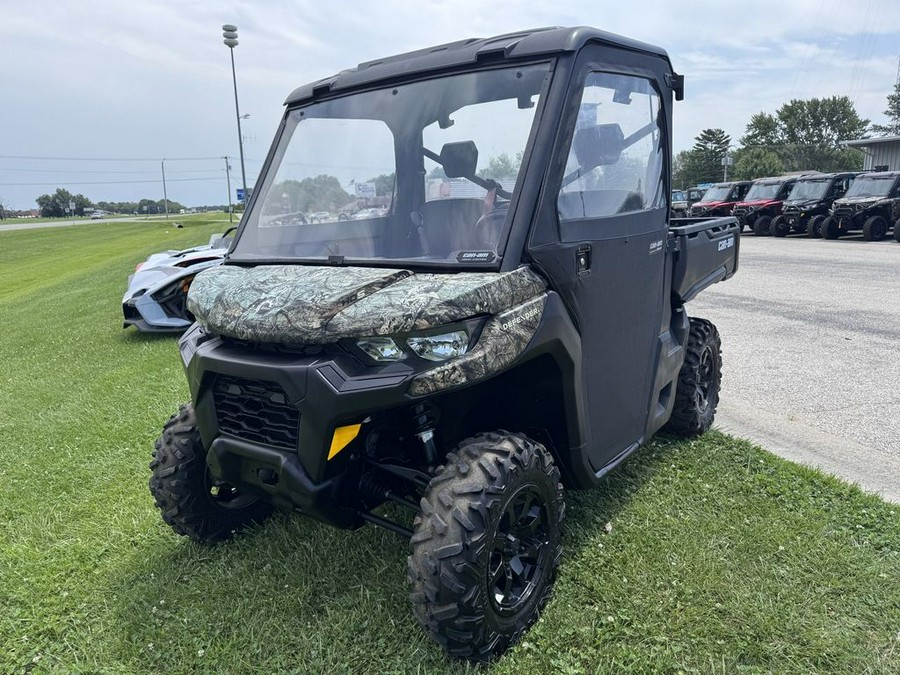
[
  {"xmin": 771, "ymin": 215, "xmax": 789, "ymax": 237},
  {"xmin": 822, "ymin": 216, "xmax": 841, "ymax": 239},
  {"xmin": 863, "ymin": 215, "xmax": 887, "ymax": 241},
  {"xmin": 752, "ymin": 215, "xmax": 772, "ymax": 236},
  {"xmin": 408, "ymin": 431, "xmax": 564, "ymax": 662},
  {"xmin": 149, "ymin": 403, "xmax": 274, "ymax": 542},
  {"xmin": 808, "ymin": 215, "xmax": 826, "ymax": 238},
  {"xmin": 894, "ymin": 219, "xmax": 900, "ymax": 242},
  {"xmin": 665, "ymin": 318, "xmax": 722, "ymax": 438}
]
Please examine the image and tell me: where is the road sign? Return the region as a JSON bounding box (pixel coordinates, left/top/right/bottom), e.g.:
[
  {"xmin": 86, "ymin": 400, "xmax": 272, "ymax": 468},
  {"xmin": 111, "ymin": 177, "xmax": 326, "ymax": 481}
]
[
  {"xmin": 355, "ymin": 182, "xmax": 376, "ymax": 198},
  {"xmin": 236, "ymin": 188, "xmax": 245, "ymax": 201}
]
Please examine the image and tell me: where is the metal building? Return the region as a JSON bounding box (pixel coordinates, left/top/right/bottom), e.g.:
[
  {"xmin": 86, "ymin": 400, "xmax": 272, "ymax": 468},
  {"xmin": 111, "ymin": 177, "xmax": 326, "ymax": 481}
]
[{"xmin": 843, "ymin": 136, "xmax": 900, "ymax": 171}]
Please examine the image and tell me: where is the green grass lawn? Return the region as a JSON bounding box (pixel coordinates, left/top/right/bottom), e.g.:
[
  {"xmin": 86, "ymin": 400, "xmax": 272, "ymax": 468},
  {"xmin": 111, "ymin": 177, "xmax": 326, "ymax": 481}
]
[{"xmin": 1, "ymin": 217, "xmax": 898, "ymax": 674}]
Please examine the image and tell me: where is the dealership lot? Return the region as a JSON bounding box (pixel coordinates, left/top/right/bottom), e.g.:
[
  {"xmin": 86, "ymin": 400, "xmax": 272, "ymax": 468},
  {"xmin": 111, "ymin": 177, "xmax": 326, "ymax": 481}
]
[{"xmin": 691, "ymin": 233, "xmax": 900, "ymax": 502}]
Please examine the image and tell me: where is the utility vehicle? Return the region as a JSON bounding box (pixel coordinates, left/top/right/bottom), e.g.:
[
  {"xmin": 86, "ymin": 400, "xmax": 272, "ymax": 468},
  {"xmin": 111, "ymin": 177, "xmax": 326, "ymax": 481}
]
[
  {"xmin": 823, "ymin": 171, "xmax": 900, "ymax": 241},
  {"xmin": 148, "ymin": 26, "xmax": 740, "ymax": 661},
  {"xmin": 687, "ymin": 180, "xmax": 752, "ymax": 222},
  {"xmin": 671, "ymin": 189, "xmax": 689, "ymax": 216},
  {"xmin": 778, "ymin": 172, "xmax": 857, "ymax": 238},
  {"xmin": 732, "ymin": 175, "xmax": 800, "ymax": 236}
]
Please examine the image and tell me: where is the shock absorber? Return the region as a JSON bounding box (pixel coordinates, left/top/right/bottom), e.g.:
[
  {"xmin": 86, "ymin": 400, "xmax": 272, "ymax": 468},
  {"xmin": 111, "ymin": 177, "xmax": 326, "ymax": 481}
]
[{"xmin": 410, "ymin": 403, "xmax": 438, "ymax": 466}]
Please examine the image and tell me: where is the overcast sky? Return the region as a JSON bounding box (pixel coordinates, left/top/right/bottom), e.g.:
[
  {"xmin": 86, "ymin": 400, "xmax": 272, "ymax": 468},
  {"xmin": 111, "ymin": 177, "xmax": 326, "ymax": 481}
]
[{"xmin": 2, "ymin": 0, "xmax": 899, "ymax": 210}]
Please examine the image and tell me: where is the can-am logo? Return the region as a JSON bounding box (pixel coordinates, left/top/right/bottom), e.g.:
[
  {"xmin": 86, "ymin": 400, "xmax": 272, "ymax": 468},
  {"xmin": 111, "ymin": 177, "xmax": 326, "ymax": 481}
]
[
  {"xmin": 457, "ymin": 251, "xmax": 495, "ymax": 263},
  {"xmin": 718, "ymin": 236, "xmax": 735, "ymax": 252},
  {"xmin": 500, "ymin": 306, "xmax": 541, "ymax": 331}
]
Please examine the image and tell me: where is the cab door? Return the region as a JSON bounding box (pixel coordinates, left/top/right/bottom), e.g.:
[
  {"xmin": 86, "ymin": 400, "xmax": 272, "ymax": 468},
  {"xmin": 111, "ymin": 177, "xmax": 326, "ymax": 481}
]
[{"xmin": 529, "ymin": 59, "xmax": 671, "ymax": 474}]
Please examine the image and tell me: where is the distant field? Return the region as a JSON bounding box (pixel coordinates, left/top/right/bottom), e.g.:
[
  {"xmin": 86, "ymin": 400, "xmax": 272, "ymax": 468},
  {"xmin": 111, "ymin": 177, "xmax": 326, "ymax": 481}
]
[{"xmin": 1, "ymin": 217, "xmax": 898, "ymax": 673}]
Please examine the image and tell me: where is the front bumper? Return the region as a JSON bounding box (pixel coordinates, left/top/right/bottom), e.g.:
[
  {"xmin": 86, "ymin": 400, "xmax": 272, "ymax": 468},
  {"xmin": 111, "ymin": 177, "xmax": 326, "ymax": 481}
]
[
  {"xmin": 123, "ymin": 293, "xmax": 193, "ymax": 333},
  {"xmin": 181, "ymin": 326, "xmax": 417, "ymax": 527}
]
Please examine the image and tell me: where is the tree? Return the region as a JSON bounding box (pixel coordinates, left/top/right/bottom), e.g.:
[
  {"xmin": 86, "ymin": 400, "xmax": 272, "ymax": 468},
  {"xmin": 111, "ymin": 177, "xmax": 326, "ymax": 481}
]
[
  {"xmin": 274, "ymin": 175, "xmax": 352, "ymax": 213},
  {"xmin": 731, "ymin": 147, "xmax": 784, "ymax": 180},
  {"xmin": 871, "ymin": 81, "xmax": 900, "ymax": 136},
  {"xmin": 740, "ymin": 96, "xmax": 868, "ymax": 172},
  {"xmin": 481, "ymin": 152, "xmax": 523, "ymax": 181},
  {"xmin": 35, "ymin": 188, "xmax": 92, "ymax": 217},
  {"xmin": 672, "ymin": 129, "xmax": 731, "ymax": 188},
  {"xmin": 366, "ymin": 173, "xmax": 396, "ymax": 197}
]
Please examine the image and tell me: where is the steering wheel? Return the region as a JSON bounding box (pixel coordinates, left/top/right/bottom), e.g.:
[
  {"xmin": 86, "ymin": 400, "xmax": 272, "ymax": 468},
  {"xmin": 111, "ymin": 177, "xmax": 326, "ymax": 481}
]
[{"xmin": 473, "ymin": 204, "xmax": 509, "ymax": 250}]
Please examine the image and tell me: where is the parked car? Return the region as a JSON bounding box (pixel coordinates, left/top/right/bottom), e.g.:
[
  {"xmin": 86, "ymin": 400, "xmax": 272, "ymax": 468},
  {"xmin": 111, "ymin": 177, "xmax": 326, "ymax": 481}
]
[
  {"xmin": 778, "ymin": 172, "xmax": 857, "ymax": 238},
  {"xmin": 671, "ymin": 189, "xmax": 689, "ymax": 216},
  {"xmin": 823, "ymin": 171, "xmax": 900, "ymax": 240},
  {"xmin": 732, "ymin": 175, "xmax": 802, "ymax": 236},
  {"xmin": 122, "ymin": 228, "xmax": 235, "ymax": 333},
  {"xmin": 687, "ymin": 181, "xmax": 753, "ymax": 222}
]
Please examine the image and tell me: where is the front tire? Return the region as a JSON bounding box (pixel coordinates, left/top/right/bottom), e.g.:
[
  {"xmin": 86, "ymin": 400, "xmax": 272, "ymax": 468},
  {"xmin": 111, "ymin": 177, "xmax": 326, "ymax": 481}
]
[
  {"xmin": 149, "ymin": 403, "xmax": 274, "ymax": 542},
  {"xmin": 752, "ymin": 215, "xmax": 772, "ymax": 236},
  {"xmin": 822, "ymin": 216, "xmax": 841, "ymax": 239},
  {"xmin": 408, "ymin": 431, "xmax": 564, "ymax": 662},
  {"xmin": 808, "ymin": 215, "xmax": 826, "ymax": 238},
  {"xmin": 771, "ymin": 215, "xmax": 789, "ymax": 237},
  {"xmin": 894, "ymin": 219, "xmax": 900, "ymax": 242},
  {"xmin": 665, "ymin": 318, "xmax": 722, "ymax": 438},
  {"xmin": 863, "ymin": 215, "xmax": 887, "ymax": 241}
]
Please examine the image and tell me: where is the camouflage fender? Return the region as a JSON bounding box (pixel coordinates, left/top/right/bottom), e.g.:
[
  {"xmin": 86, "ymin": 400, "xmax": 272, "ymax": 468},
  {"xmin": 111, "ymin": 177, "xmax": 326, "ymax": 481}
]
[
  {"xmin": 188, "ymin": 265, "xmax": 547, "ymax": 344},
  {"xmin": 408, "ymin": 293, "xmax": 547, "ymax": 396}
]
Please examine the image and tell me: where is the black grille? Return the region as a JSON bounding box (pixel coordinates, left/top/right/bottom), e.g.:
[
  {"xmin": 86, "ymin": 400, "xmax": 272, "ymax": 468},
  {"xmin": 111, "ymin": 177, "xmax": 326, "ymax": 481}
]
[
  {"xmin": 213, "ymin": 375, "xmax": 299, "ymax": 449},
  {"xmin": 833, "ymin": 206, "xmax": 854, "ymax": 219}
]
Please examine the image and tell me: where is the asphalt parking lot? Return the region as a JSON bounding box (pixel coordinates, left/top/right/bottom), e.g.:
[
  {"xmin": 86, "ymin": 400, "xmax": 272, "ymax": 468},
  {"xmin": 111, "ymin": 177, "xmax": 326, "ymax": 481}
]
[{"xmin": 691, "ymin": 232, "xmax": 900, "ymax": 502}]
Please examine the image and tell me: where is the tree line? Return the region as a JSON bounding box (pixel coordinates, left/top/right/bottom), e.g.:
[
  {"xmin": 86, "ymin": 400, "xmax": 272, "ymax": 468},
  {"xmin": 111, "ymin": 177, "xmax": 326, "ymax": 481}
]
[
  {"xmin": 33, "ymin": 188, "xmax": 186, "ymax": 218},
  {"xmin": 674, "ymin": 87, "xmax": 900, "ymax": 189}
]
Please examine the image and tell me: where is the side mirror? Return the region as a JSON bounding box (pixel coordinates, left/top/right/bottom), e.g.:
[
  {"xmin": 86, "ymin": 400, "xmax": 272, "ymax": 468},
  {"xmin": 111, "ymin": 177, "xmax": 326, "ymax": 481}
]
[
  {"xmin": 573, "ymin": 123, "xmax": 624, "ymax": 169},
  {"xmin": 438, "ymin": 141, "xmax": 478, "ymax": 178}
]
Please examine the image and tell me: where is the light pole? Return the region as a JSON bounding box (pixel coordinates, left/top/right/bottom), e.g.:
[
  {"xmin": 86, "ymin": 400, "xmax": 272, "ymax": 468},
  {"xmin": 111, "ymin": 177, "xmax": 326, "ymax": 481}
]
[
  {"xmin": 161, "ymin": 158, "xmax": 169, "ymax": 220},
  {"xmin": 223, "ymin": 156, "xmax": 234, "ymax": 223},
  {"xmin": 222, "ymin": 24, "xmax": 248, "ymax": 208}
]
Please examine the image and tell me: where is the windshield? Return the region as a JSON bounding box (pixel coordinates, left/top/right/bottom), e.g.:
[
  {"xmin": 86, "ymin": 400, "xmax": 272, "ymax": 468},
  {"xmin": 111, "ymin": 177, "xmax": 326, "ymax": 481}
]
[
  {"xmin": 672, "ymin": 190, "xmax": 686, "ymax": 201},
  {"xmin": 843, "ymin": 175, "xmax": 897, "ymax": 199},
  {"xmin": 744, "ymin": 182, "xmax": 781, "ymax": 201},
  {"xmin": 231, "ymin": 63, "xmax": 552, "ymax": 265},
  {"xmin": 698, "ymin": 185, "xmax": 732, "ymax": 202},
  {"xmin": 788, "ymin": 179, "xmax": 829, "ymax": 201}
]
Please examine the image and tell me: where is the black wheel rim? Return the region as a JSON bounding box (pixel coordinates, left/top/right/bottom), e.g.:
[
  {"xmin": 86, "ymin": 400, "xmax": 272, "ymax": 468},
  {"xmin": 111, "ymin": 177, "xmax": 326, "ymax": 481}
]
[
  {"xmin": 206, "ymin": 468, "xmax": 258, "ymax": 510},
  {"xmin": 695, "ymin": 344, "xmax": 714, "ymax": 413},
  {"xmin": 487, "ymin": 484, "xmax": 550, "ymax": 616}
]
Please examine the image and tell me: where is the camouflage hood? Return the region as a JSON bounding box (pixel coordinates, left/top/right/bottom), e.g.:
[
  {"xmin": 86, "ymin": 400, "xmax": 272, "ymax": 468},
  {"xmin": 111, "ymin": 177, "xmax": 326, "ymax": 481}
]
[{"xmin": 187, "ymin": 264, "xmax": 547, "ymax": 344}]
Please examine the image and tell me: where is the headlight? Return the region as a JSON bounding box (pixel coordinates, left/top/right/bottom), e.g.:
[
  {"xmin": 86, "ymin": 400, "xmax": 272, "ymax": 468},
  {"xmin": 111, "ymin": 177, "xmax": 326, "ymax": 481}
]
[
  {"xmin": 356, "ymin": 336, "xmax": 404, "ymax": 362},
  {"xmin": 407, "ymin": 330, "xmax": 469, "ymax": 361}
]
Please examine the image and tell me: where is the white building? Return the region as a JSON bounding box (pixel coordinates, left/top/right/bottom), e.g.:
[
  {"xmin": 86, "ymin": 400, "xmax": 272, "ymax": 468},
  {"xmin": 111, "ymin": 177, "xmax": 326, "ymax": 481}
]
[{"xmin": 843, "ymin": 135, "xmax": 900, "ymax": 171}]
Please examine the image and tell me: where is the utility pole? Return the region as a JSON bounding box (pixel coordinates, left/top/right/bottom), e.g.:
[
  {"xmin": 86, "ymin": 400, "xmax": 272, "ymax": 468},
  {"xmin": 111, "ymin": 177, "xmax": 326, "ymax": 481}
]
[
  {"xmin": 224, "ymin": 156, "xmax": 234, "ymax": 224},
  {"xmin": 161, "ymin": 159, "xmax": 169, "ymax": 220}
]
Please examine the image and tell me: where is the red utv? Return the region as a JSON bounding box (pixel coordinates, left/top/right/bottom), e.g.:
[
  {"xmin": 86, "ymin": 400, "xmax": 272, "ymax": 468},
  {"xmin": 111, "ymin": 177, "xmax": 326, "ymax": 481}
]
[
  {"xmin": 732, "ymin": 175, "xmax": 802, "ymax": 236},
  {"xmin": 687, "ymin": 181, "xmax": 753, "ymax": 223}
]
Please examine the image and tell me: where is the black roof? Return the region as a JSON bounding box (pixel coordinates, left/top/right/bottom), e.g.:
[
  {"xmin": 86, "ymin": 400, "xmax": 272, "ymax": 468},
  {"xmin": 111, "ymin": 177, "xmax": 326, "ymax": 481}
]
[{"xmin": 285, "ymin": 26, "xmax": 671, "ymax": 106}]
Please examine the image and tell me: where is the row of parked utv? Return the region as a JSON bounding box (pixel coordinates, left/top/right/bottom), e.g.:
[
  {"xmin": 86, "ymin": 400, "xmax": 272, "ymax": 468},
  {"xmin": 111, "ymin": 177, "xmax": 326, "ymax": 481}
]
[{"xmin": 682, "ymin": 170, "xmax": 900, "ymax": 242}]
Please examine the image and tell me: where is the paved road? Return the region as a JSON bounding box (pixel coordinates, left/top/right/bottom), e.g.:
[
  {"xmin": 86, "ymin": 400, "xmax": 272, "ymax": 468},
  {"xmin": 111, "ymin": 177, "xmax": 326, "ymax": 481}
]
[
  {"xmin": 0, "ymin": 214, "xmax": 225, "ymax": 233},
  {"xmin": 691, "ymin": 232, "xmax": 900, "ymax": 502}
]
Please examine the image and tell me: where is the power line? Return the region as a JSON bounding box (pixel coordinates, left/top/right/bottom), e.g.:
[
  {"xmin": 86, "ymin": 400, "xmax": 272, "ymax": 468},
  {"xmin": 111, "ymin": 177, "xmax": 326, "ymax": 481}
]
[
  {"xmin": 0, "ymin": 154, "xmax": 227, "ymax": 162},
  {"xmin": 0, "ymin": 167, "xmax": 225, "ymax": 176},
  {"xmin": 0, "ymin": 177, "xmax": 232, "ymax": 187}
]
